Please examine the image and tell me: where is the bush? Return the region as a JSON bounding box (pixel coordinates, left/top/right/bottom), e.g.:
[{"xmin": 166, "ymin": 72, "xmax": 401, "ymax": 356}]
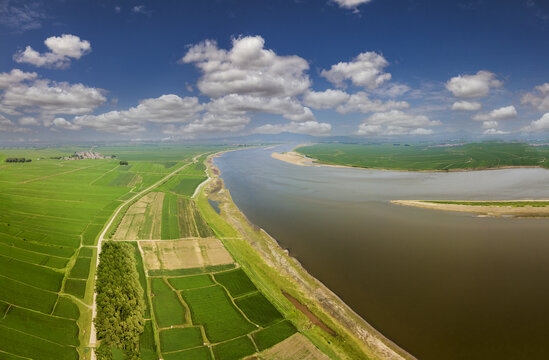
[{"xmin": 119, "ymin": 161, "xmax": 129, "ymax": 165}]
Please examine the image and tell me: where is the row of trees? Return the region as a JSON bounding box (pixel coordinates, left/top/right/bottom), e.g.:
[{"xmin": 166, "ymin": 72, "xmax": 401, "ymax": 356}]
[
  {"xmin": 5, "ymin": 158, "xmax": 32, "ymax": 163},
  {"xmin": 119, "ymin": 160, "xmax": 129, "ymax": 165},
  {"xmin": 95, "ymin": 242, "xmax": 145, "ymax": 359}
]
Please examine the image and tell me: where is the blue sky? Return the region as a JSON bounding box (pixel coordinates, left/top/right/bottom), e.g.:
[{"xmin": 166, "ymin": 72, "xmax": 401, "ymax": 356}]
[{"xmin": 1, "ymin": 0, "xmax": 549, "ymax": 142}]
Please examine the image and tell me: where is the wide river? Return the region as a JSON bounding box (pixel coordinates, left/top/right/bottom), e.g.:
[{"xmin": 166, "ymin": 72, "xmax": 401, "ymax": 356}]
[{"xmin": 215, "ymin": 144, "xmax": 549, "ymax": 360}]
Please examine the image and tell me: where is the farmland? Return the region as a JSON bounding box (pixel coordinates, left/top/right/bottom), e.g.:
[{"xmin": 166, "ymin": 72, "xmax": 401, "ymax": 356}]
[
  {"xmin": 296, "ymin": 142, "xmax": 549, "ymax": 171},
  {"xmin": 0, "ymin": 145, "xmax": 230, "ymax": 359}
]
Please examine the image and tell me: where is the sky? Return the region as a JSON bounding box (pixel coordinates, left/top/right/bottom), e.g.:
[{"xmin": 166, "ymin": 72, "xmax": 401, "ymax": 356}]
[{"xmin": 1, "ymin": 0, "xmax": 549, "ymax": 143}]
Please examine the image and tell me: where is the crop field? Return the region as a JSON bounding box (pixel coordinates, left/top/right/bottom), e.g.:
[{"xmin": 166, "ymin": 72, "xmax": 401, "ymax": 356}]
[
  {"xmin": 214, "ymin": 268, "xmax": 258, "ymax": 297},
  {"xmin": 297, "ymin": 142, "xmax": 549, "ymax": 171},
  {"xmin": 159, "ymin": 327, "xmax": 204, "ymax": 352},
  {"xmin": 235, "ymin": 292, "xmax": 283, "ymax": 326},
  {"xmin": 151, "ymin": 278, "xmax": 186, "ymax": 328},
  {"xmin": 212, "ymin": 336, "xmax": 256, "ymax": 360},
  {"xmin": 259, "ymin": 333, "xmax": 330, "ymax": 360},
  {"xmin": 113, "ymin": 192, "xmax": 164, "ymax": 240},
  {"xmin": 140, "ymin": 238, "xmax": 234, "ymax": 270}
]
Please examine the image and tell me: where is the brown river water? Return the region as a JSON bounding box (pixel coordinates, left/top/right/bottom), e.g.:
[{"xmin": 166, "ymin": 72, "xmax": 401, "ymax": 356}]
[{"xmin": 215, "ymin": 145, "xmax": 549, "ymax": 360}]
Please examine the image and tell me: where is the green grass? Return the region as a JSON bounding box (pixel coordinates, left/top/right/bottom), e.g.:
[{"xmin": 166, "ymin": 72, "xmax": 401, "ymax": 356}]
[
  {"xmin": 162, "ymin": 346, "xmax": 212, "ymax": 360},
  {"xmin": 1, "ymin": 305, "xmax": 79, "ymax": 346},
  {"xmin": 82, "ymin": 223, "xmax": 103, "ymax": 245},
  {"xmin": 68, "ymin": 256, "xmax": 92, "ymax": 279},
  {"xmin": 108, "ymin": 172, "xmax": 138, "ymax": 187},
  {"xmin": 252, "ymin": 320, "xmax": 297, "ymax": 351},
  {"xmin": 214, "ymin": 268, "xmax": 257, "ymax": 298},
  {"xmin": 64, "ymin": 278, "xmax": 87, "ymax": 299},
  {"xmin": 128, "ymin": 242, "xmax": 151, "ymax": 318},
  {"xmin": 148, "ymin": 263, "xmax": 235, "ymax": 277},
  {"xmin": 0, "ymin": 254, "xmax": 63, "ymax": 292},
  {"xmin": 171, "ymin": 176, "xmax": 207, "ymax": 197},
  {"xmin": 196, "ymin": 192, "xmax": 240, "ymax": 238},
  {"xmin": 139, "ymin": 320, "xmax": 157, "ymax": 360},
  {"xmin": 168, "ymin": 274, "xmax": 215, "ymax": 290},
  {"xmin": 212, "ymin": 336, "xmax": 256, "ymax": 360},
  {"xmin": 0, "ymin": 276, "xmax": 58, "ymax": 314},
  {"xmin": 151, "ymin": 278, "xmax": 186, "ymax": 328},
  {"xmin": 159, "ymin": 327, "xmax": 204, "ymax": 353},
  {"xmin": 428, "ymin": 200, "xmax": 549, "ymax": 207},
  {"xmin": 52, "ymin": 296, "xmax": 80, "ymax": 320},
  {"xmin": 297, "ymin": 142, "xmax": 549, "ymax": 171},
  {"xmin": 235, "ymin": 292, "xmax": 283, "ymax": 327},
  {"xmin": 180, "ymin": 285, "xmax": 256, "ymax": 343}
]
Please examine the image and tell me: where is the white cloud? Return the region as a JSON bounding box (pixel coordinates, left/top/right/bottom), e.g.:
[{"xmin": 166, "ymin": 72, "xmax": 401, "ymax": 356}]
[
  {"xmin": 451, "ymin": 101, "xmax": 482, "ymax": 111},
  {"xmin": 0, "ymin": 69, "xmax": 37, "ymax": 89},
  {"xmin": 13, "ymin": 34, "xmax": 91, "ymax": 69},
  {"xmin": 53, "ymin": 117, "xmax": 81, "ymax": 130},
  {"xmin": 332, "ymin": 0, "xmax": 373, "ymax": 9},
  {"xmin": 521, "ymin": 83, "xmax": 549, "ymax": 111},
  {"xmin": 162, "ymin": 113, "xmax": 251, "ymax": 139},
  {"xmin": 336, "ymin": 91, "xmax": 409, "ymax": 114},
  {"xmin": 71, "ymin": 94, "xmax": 203, "ymax": 133},
  {"xmin": 483, "ymin": 128, "xmax": 509, "ymax": 135},
  {"xmin": 374, "ymin": 83, "xmax": 411, "ymax": 98},
  {"xmin": 445, "ymin": 70, "xmax": 502, "ymax": 98},
  {"xmin": 521, "ymin": 113, "xmax": 549, "ymax": 132},
  {"xmin": 1, "ymin": 79, "xmax": 106, "ymax": 115},
  {"xmin": 303, "ymin": 89, "xmax": 350, "ymax": 109},
  {"xmin": 321, "ymin": 51, "xmax": 391, "ymax": 90},
  {"xmin": 17, "ymin": 116, "xmax": 38, "ymax": 126},
  {"xmin": 481, "ymin": 120, "xmax": 499, "ymax": 129},
  {"xmin": 132, "ymin": 5, "xmax": 151, "ymax": 15},
  {"xmin": 182, "ymin": 36, "xmax": 310, "ymax": 98},
  {"xmin": 472, "ymin": 105, "xmax": 517, "ymax": 122},
  {"xmin": 208, "ymin": 94, "xmax": 315, "ymax": 122},
  {"xmin": 357, "ymin": 110, "xmax": 440, "ymax": 136},
  {"xmin": 254, "ymin": 121, "xmax": 331, "ymax": 136}
]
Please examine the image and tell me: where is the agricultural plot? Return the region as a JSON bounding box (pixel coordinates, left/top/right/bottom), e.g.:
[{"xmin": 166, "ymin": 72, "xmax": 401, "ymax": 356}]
[
  {"xmin": 259, "ymin": 333, "xmax": 330, "ymax": 360},
  {"xmin": 235, "ymin": 292, "xmax": 283, "ymax": 327},
  {"xmin": 252, "ymin": 320, "xmax": 297, "ymax": 351},
  {"xmin": 140, "ymin": 238, "xmax": 233, "ymax": 270},
  {"xmin": 214, "ymin": 268, "xmax": 257, "ymax": 298},
  {"xmin": 159, "ymin": 327, "xmax": 204, "ymax": 352},
  {"xmin": 113, "ymin": 192, "xmax": 164, "ymax": 240},
  {"xmin": 297, "ymin": 142, "xmax": 549, "ymax": 171},
  {"xmin": 151, "ymin": 278, "xmax": 186, "ymax": 328},
  {"xmin": 212, "ymin": 336, "xmax": 256, "ymax": 360},
  {"xmin": 168, "ymin": 274, "xmax": 215, "ymax": 290},
  {"xmin": 163, "ymin": 346, "xmax": 212, "ymax": 360}
]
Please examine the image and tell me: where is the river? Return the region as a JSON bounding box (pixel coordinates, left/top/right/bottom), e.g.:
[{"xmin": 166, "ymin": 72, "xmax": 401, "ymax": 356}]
[{"xmin": 215, "ymin": 144, "xmax": 549, "ymax": 360}]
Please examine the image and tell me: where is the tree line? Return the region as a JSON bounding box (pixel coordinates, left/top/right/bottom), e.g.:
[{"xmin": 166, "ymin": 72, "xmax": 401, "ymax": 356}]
[
  {"xmin": 5, "ymin": 158, "xmax": 32, "ymax": 163},
  {"xmin": 95, "ymin": 242, "xmax": 145, "ymax": 359}
]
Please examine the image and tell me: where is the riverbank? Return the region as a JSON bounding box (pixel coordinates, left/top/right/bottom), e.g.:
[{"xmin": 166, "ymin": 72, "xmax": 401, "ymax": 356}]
[
  {"xmin": 203, "ymin": 152, "xmax": 415, "ymax": 360},
  {"xmin": 392, "ymin": 200, "xmax": 549, "ymax": 217}
]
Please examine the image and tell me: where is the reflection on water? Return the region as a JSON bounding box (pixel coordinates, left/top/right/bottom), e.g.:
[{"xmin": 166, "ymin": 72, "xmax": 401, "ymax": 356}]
[{"xmin": 216, "ymin": 145, "xmax": 549, "ymax": 360}]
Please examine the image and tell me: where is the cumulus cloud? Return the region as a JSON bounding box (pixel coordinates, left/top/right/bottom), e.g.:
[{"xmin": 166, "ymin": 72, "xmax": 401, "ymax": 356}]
[
  {"xmin": 481, "ymin": 120, "xmax": 499, "ymax": 129},
  {"xmin": 521, "ymin": 83, "xmax": 549, "ymax": 111},
  {"xmin": 254, "ymin": 121, "xmax": 331, "ymax": 136},
  {"xmin": 71, "ymin": 94, "xmax": 203, "ymax": 133},
  {"xmin": 521, "ymin": 113, "xmax": 549, "ymax": 132},
  {"xmin": 356, "ymin": 110, "xmax": 440, "ymax": 136},
  {"xmin": 303, "ymin": 89, "xmax": 350, "ymax": 109},
  {"xmin": 182, "ymin": 36, "xmax": 310, "ymax": 98},
  {"xmin": 336, "ymin": 91, "xmax": 409, "ymax": 114},
  {"xmin": 374, "ymin": 83, "xmax": 411, "ymax": 98},
  {"xmin": 13, "ymin": 34, "xmax": 91, "ymax": 69},
  {"xmin": 445, "ymin": 70, "xmax": 502, "ymax": 98},
  {"xmin": 332, "ymin": 0, "xmax": 373, "ymax": 9},
  {"xmin": 472, "ymin": 105, "xmax": 517, "ymax": 122},
  {"xmin": 53, "ymin": 117, "xmax": 81, "ymax": 130},
  {"xmin": 321, "ymin": 51, "xmax": 391, "ymax": 90},
  {"xmin": 0, "ymin": 114, "xmax": 30, "ymax": 132},
  {"xmin": 483, "ymin": 128, "xmax": 509, "ymax": 135},
  {"xmin": 0, "ymin": 69, "xmax": 37, "ymax": 89},
  {"xmin": 451, "ymin": 100, "xmax": 482, "ymax": 111},
  {"xmin": 1, "ymin": 79, "xmax": 106, "ymax": 115},
  {"xmin": 208, "ymin": 94, "xmax": 315, "ymax": 122}
]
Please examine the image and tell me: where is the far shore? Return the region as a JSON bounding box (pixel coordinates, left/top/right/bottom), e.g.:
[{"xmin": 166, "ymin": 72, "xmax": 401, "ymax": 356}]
[
  {"xmin": 271, "ymin": 145, "xmax": 548, "ymax": 173},
  {"xmin": 392, "ymin": 200, "xmax": 549, "ymax": 217}
]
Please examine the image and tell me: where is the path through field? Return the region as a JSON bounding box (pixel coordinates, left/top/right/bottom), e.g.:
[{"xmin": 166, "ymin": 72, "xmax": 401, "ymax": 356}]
[{"xmin": 89, "ymin": 153, "xmax": 206, "ymax": 360}]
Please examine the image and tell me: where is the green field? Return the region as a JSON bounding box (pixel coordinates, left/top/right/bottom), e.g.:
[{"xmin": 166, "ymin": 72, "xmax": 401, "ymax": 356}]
[
  {"xmin": 214, "ymin": 268, "xmax": 258, "ymax": 298},
  {"xmin": 235, "ymin": 292, "xmax": 283, "ymax": 327},
  {"xmin": 168, "ymin": 274, "xmax": 215, "ymax": 290},
  {"xmin": 159, "ymin": 327, "xmax": 203, "ymax": 352},
  {"xmin": 297, "ymin": 142, "xmax": 549, "ymax": 171},
  {"xmin": 212, "ymin": 336, "xmax": 256, "ymax": 360},
  {"xmin": 151, "ymin": 278, "xmax": 186, "ymax": 328},
  {"xmin": 0, "ymin": 145, "xmax": 228, "ymax": 359}
]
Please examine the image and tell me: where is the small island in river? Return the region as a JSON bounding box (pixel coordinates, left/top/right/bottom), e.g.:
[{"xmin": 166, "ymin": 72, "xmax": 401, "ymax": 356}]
[{"xmin": 392, "ymin": 200, "xmax": 549, "ymax": 217}]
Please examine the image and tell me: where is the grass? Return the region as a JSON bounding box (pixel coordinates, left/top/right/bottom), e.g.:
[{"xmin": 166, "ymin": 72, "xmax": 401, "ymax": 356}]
[
  {"xmin": 252, "ymin": 320, "xmax": 297, "ymax": 351},
  {"xmin": 297, "ymin": 142, "xmax": 549, "ymax": 171},
  {"xmin": 151, "ymin": 278, "xmax": 186, "ymax": 328},
  {"xmin": 211, "ymin": 336, "xmax": 256, "ymax": 360},
  {"xmin": 139, "ymin": 320, "xmax": 157, "ymax": 360},
  {"xmin": 180, "ymin": 285, "xmax": 256, "ymax": 342},
  {"xmin": 235, "ymin": 292, "xmax": 283, "ymax": 327},
  {"xmin": 214, "ymin": 268, "xmax": 257, "ymax": 298},
  {"xmin": 168, "ymin": 274, "xmax": 215, "ymax": 290},
  {"xmin": 162, "ymin": 346, "xmax": 212, "ymax": 360},
  {"xmin": 159, "ymin": 327, "xmax": 204, "ymax": 352}
]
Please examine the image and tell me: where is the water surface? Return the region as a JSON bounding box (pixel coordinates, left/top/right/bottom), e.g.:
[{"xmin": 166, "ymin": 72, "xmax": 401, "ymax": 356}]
[{"xmin": 215, "ymin": 145, "xmax": 549, "ymax": 360}]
